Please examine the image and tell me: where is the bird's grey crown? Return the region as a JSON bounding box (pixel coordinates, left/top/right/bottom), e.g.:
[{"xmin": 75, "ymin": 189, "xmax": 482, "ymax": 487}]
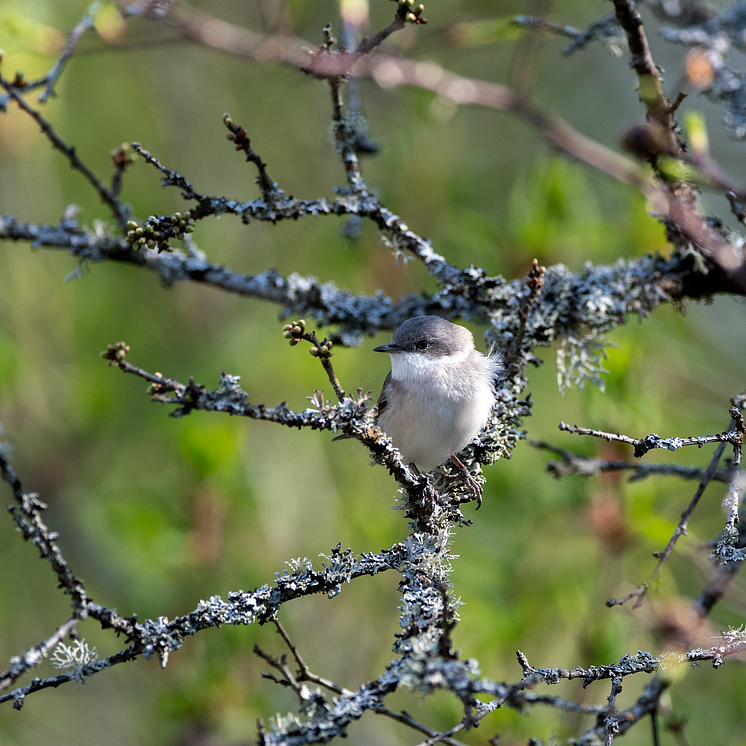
[{"xmin": 380, "ymin": 316, "xmax": 474, "ymax": 357}]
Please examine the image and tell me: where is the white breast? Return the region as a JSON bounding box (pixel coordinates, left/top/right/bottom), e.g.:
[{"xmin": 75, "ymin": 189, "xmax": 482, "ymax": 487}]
[{"xmin": 378, "ymin": 350, "xmax": 498, "ymax": 471}]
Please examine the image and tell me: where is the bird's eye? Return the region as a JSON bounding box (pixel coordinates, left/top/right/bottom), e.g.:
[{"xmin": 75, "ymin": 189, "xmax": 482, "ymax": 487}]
[{"xmin": 415, "ymin": 339, "xmax": 429, "ymax": 350}]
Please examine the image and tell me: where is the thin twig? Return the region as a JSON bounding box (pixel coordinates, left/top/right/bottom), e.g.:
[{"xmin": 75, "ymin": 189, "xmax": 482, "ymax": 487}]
[
  {"xmin": 222, "ymin": 114, "xmax": 278, "ymax": 199},
  {"xmin": 605, "ymin": 675, "xmax": 623, "ymax": 745},
  {"xmin": 606, "ymin": 434, "xmax": 730, "ymax": 609},
  {"xmin": 505, "ymin": 260, "xmax": 545, "ymax": 377},
  {"xmin": 273, "ymin": 620, "xmax": 351, "ymax": 696},
  {"xmin": 412, "ymin": 721, "xmax": 468, "ymax": 746},
  {"xmin": 371, "ymin": 706, "xmax": 468, "ymax": 746},
  {"xmin": 0, "ymin": 76, "xmax": 130, "ymax": 232},
  {"xmin": 533, "ymin": 440, "xmax": 733, "ymax": 483},
  {"xmin": 328, "ymin": 76, "xmax": 366, "ymax": 194},
  {"xmin": 282, "ymin": 321, "xmax": 346, "ymax": 401},
  {"xmin": 612, "ymin": 0, "xmax": 680, "ymax": 153},
  {"xmin": 559, "ymin": 421, "xmax": 740, "ymax": 458},
  {"xmin": 130, "ymin": 143, "xmax": 204, "ymax": 200},
  {"xmin": 0, "ymin": 4, "xmax": 97, "ymax": 108},
  {"xmin": 39, "ymin": 7, "xmax": 98, "ymax": 103}
]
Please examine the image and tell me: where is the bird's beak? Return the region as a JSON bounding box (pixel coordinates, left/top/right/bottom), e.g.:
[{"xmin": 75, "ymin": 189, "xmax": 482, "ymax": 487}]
[{"xmin": 374, "ymin": 342, "xmax": 401, "ymax": 353}]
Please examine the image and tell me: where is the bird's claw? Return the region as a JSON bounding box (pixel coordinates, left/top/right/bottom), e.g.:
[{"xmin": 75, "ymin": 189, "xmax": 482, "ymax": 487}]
[{"xmin": 450, "ymin": 455, "xmax": 484, "ymax": 509}]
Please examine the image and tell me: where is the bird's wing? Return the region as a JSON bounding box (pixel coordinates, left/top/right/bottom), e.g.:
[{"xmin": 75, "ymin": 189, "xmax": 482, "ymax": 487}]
[{"xmin": 375, "ymin": 371, "xmax": 392, "ymax": 421}]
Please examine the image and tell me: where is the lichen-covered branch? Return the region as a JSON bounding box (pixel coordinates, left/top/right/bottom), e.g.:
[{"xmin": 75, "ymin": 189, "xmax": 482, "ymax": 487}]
[
  {"xmin": 4, "ymin": 3, "xmax": 746, "ymax": 742},
  {"xmin": 558, "ymin": 419, "xmax": 742, "ymax": 459},
  {"xmin": 533, "ymin": 440, "xmax": 733, "ymax": 483}
]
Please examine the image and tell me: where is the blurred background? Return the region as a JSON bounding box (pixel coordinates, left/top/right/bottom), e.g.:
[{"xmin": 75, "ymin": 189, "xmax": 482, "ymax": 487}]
[{"xmin": 1, "ymin": 1, "xmax": 746, "ymax": 744}]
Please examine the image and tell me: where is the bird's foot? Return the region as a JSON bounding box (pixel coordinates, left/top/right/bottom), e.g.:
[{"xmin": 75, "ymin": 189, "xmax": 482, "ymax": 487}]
[
  {"xmin": 450, "ymin": 455, "xmax": 484, "ymax": 509},
  {"xmin": 406, "ymin": 462, "xmax": 439, "ymax": 513}
]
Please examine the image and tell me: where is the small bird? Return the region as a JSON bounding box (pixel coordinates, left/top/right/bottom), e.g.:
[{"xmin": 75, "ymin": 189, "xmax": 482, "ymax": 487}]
[{"xmin": 374, "ymin": 316, "xmax": 502, "ymax": 505}]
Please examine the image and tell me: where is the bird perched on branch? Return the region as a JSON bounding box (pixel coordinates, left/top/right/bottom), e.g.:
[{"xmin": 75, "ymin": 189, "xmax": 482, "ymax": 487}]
[{"xmin": 374, "ymin": 316, "xmax": 502, "ymax": 506}]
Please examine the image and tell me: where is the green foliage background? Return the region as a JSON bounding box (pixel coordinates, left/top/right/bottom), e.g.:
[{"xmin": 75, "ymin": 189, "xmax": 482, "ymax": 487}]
[{"xmin": 1, "ymin": 1, "xmax": 746, "ymax": 744}]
